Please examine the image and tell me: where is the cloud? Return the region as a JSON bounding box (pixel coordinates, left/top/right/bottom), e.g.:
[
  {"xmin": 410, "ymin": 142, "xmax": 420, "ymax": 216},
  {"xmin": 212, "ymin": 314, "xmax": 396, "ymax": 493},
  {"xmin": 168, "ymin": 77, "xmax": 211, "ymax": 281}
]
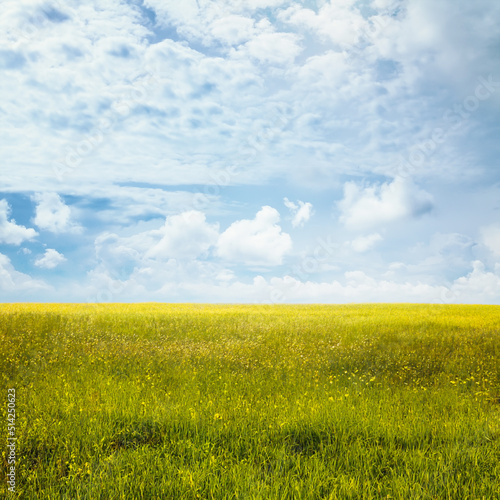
[
  {"xmin": 0, "ymin": 199, "xmax": 38, "ymax": 245},
  {"xmin": 209, "ymin": 15, "xmax": 256, "ymax": 46},
  {"xmin": 0, "ymin": 253, "xmax": 48, "ymax": 293},
  {"xmin": 2, "ymin": 0, "xmax": 494, "ymax": 200},
  {"xmin": 350, "ymin": 233, "xmax": 383, "ymax": 252},
  {"xmin": 34, "ymin": 249, "xmax": 67, "ymax": 269},
  {"xmin": 338, "ymin": 177, "xmax": 434, "ymax": 230},
  {"xmin": 450, "ymin": 260, "xmax": 500, "ymax": 303},
  {"xmin": 33, "ymin": 192, "xmax": 82, "ymax": 234},
  {"xmin": 242, "ymin": 32, "xmax": 303, "ymax": 65},
  {"xmin": 294, "ymin": 50, "xmax": 348, "ymax": 88},
  {"xmin": 94, "ymin": 233, "xmax": 142, "ymax": 278},
  {"xmin": 278, "ymin": 2, "xmax": 366, "ymax": 47},
  {"xmin": 383, "ymin": 232, "xmax": 476, "ymax": 283},
  {"xmin": 260, "ymin": 260, "xmax": 500, "ymax": 304},
  {"xmin": 480, "ymin": 225, "xmax": 500, "ymax": 257},
  {"xmin": 283, "ymin": 198, "xmax": 313, "ymax": 227},
  {"xmin": 145, "ymin": 211, "xmax": 219, "ymax": 260},
  {"xmin": 94, "ymin": 210, "xmax": 220, "ymax": 278},
  {"xmin": 104, "ymin": 259, "xmax": 500, "ymax": 304},
  {"xmin": 144, "ymin": 0, "xmax": 289, "ymax": 48},
  {"xmin": 85, "ymin": 253, "xmax": 238, "ymax": 303},
  {"xmin": 216, "ymin": 206, "xmax": 292, "ymax": 266},
  {"xmin": 245, "ymin": 0, "xmax": 288, "ymax": 8},
  {"xmin": 0, "ymin": 0, "xmax": 498, "ymax": 304}
]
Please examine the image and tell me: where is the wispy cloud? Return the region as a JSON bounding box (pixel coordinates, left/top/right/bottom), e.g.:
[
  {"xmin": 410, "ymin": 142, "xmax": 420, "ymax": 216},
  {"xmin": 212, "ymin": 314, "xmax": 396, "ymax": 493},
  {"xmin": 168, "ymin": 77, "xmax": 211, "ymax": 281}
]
[{"xmin": 283, "ymin": 198, "xmax": 313, "ymax": 227}]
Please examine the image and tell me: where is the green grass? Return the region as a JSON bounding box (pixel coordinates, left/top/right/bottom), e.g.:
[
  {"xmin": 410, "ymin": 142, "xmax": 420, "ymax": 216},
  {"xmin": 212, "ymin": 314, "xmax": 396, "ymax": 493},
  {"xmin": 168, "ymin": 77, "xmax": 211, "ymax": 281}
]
[{"xmin": 1, "ymin": 303, "xmax": 500, "ymax": 499}]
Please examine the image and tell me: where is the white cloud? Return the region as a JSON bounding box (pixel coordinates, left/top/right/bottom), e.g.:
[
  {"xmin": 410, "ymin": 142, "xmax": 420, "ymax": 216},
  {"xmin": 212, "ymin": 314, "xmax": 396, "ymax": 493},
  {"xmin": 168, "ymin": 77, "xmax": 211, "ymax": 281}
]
[
  {"xmin": 450, "ymin": 261, "xmax": 500, "ymax": 303},
  {"xmin": 244, "ymin": 0, "xmax": 288, "ymax": 8},
  {"xmin": 338, "ymin": 177, "xmax": 434, "ymax": 230},
  {"xmin": 143, "ymin": 0, "xmax": 203, "ymax": 29},
  {"xmin": 95, "ymin": 211, "xmax": 220, "ymax": 276},
  {"xmin": 33, "ymin": 192, "xmax": 82, "ymax": 234},
  {"xmin": 480, "ymin": 225, "xmax": 500, "ymax": 257},
  {"xmin": 283, "ymin": 198, "xmax": 313, "ymax": 227},
  {"xmin": 216, "ymin": 206, "xmax": 292, "ymax": 266},
  {"xmin": 85, "ymin": 207, "xmax": 293, "ymax": 300},
  {"xmin": 383, "ymin": 232, "xmax": 476, "ymax": 283},
  {"xmin": 38, "ymin": 253, "xmax": 500, "ymax": 304},
  {"xmin": 0, "ymin": 0, "xmax": 469, "ymax": 202},
  {"xmin": 279, "ymin": 2, "xmax": 366, "ymax": 47},
  {"xmin": 145, "ymin": 0, "xmax": 288, "ymax": 46},
  {"xmin": 367, "ymin": 0, "xmax": 500, "ymax": 95},
  {"xmin": 0, "ymin": 0, "xmax": 497, "ymax": 200},
  {"xmin": 372, "ymin": 0, "xmax": 400, "ymax": 9},
  {"xmin": 0, "ymin": 253, "xmax": 48, "ymax": 293},
  {"xmin": 242, "ymin": 32, "xmax": 303, "ymax": 65},
  {"xmin": 350, "ymin": 233, "xmax": 383, "ymax": 252},
  {"xmin": 94, "ymin": 232, "xmax": 142, "ymax": 277},
  {"xmin": 257, "ymin": 260, "xmax": 500, "ymax": 304},
  {"xmin": 85, "ymin": 254, "xmax": 238, "ymax": 303},
  {"xmin": 34, "ymin": 249, "xmax": 67, "ymax": 269},
  {"xmin": 0, "ymin": 0, "xmax": 498, "ymax": 304},
  {"xmin": 145, "ymin": 211, "xmax": 219, "ymax": 260},
  {"xmin": 0, "ymin": 199, "xmax": 38, "ymax": 245},
  {"xmin": 216, "ymin": 269, "xmax": 236, "ymax": 282},
  {"xmin": 209, "ymin": 15, "xmax": 256, "ymax": 46},
  {"xmin": 294, "ymin": 51, "xmax": 348, "ymax": 88}
]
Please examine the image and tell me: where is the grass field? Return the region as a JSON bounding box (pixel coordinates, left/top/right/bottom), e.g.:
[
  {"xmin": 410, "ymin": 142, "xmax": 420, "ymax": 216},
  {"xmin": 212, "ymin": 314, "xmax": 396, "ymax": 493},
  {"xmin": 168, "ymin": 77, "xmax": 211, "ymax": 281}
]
[{"xmin": 1, "ymin": 303, "xmax": 500, "ymax": 499}]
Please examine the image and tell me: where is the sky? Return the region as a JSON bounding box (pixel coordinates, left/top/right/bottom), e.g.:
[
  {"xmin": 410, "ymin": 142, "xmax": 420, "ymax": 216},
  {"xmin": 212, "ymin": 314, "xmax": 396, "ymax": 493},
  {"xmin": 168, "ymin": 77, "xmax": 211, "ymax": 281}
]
[{"xmin": 1, "ymin": 0, "xmax": 500, "ymax": 304}]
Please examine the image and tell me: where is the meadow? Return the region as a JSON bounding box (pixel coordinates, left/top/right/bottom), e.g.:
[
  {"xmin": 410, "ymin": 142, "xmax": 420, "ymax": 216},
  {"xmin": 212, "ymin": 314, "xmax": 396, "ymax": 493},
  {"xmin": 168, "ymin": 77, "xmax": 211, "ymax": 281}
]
[{"xmin": 1, "ymin": 303, "xmax": 500, "ymax": 499}]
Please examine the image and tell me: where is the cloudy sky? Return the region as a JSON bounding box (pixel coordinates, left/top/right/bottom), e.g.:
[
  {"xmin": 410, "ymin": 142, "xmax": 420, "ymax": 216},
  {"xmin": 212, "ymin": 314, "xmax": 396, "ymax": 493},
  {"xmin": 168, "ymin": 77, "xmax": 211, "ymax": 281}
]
[{"xmin": 1, "ymin": 0, "xmax": 500, "ymax": 303}]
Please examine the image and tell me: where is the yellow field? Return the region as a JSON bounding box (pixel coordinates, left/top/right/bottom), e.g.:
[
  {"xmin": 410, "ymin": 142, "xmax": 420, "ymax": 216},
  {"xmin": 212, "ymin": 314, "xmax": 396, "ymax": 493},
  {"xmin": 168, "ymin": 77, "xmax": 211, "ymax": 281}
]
[{"xmin": 1, "ymin": 303, "xmax": 500, "ymax": 499}]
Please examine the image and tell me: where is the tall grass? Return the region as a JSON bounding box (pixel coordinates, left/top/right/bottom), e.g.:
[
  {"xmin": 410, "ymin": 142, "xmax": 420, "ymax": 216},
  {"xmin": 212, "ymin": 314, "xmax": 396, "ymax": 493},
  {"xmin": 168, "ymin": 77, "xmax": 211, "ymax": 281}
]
[{"xmin": 1, "ymin": 303, "xmax": 500, "ymax": 499}]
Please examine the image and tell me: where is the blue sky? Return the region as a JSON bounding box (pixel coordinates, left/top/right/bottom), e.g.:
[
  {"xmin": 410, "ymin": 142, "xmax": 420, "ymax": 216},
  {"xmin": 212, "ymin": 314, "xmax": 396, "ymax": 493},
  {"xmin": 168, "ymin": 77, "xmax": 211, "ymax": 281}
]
[{"xmin": 1, "ymin": 0, "xmax": 500, "ymax": 303}]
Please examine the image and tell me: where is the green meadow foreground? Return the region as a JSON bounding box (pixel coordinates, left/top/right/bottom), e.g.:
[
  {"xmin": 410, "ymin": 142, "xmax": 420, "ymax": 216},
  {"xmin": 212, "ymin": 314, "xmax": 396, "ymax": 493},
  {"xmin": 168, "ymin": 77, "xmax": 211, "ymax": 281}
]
[{"xmin": 1, "ymin": 304, "xmax": 500, "ymax": 499}]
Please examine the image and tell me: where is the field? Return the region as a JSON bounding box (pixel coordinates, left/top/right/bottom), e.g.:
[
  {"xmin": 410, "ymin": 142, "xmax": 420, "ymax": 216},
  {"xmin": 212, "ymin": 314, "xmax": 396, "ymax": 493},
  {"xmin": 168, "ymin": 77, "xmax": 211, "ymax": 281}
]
[{"xmin": 1, "ymin": 303, "xmax": 500, "ymax": 499}]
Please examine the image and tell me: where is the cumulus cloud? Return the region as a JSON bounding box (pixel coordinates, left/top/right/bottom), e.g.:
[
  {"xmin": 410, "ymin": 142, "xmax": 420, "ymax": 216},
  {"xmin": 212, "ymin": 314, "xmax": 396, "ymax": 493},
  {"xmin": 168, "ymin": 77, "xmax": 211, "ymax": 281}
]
[
  {"xmin": 0, "ymin": 253, "xmax": 48, "ymax": 293},
  {"xmin": 255, "ymin": 260, "xmax": 500, "ymax": 304},
  {"xmin": 283, "ymin": 198, "xmax": 313, "ymax": 227},
  {"xmin": 95, "ymin": 210, "xmax": 220, "ymax": 277},
  {"xmin": 242, "ymin": 32, "xmax": 303, "ymax": 65},
  {"xmin": 480, "ymin": 225, "xmax": 500, "ymax": 257},
  {"xmin": 369, "ymin": 0, "xmax": 500, "ymax": 91},
  {"xmin": 86, "ymin": 254, "xmax": 238, "ymax": 303},
  {"xmin": 294, "ymin": 51, "xmax": 348, "ymax": 88},
  {"xmin": 278, "ymin": 2, "xmax": 366, "ymax": 47},
  {"xmin": 338, "ymin": 177, "xmax": 434, "ymax": 230},
  {"xmin": 33, "ymin": 193, "xmax": 82, "ymax": 234},
  {"xmin": 34, "ymin": 249, "xmax": 67, "ymax": 269},
  {"xmin": 0, "ymin": 199, "xmax": 38, "ymax": 245},
  {"xmin": 216, "ymin": 206, "xmax": 292, "ymax": 266},
  {"xmin": 450, "ymin": 261, "xmax": 500, "ymax": 303},
  {"xmin": 145, "ymin": 0, "xmax": 289, "ymax": 48},
  {"xmin": 145, "ymin": 211, "xmax": 219, "ymax": 260},
  {"xmin": 350, "ymin": 233, "xmax": 383, "ymax": 252},
  {"xmin": 94, "ymin": 232, "xmax": 142, "ymax": 278},
  {"xmin": 209, "ymin": 15, "xmax": 256, "ymax": 46},
  {"xmin": 25, "ymin": 250, "xmax": 500, "ymax": 304}
]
